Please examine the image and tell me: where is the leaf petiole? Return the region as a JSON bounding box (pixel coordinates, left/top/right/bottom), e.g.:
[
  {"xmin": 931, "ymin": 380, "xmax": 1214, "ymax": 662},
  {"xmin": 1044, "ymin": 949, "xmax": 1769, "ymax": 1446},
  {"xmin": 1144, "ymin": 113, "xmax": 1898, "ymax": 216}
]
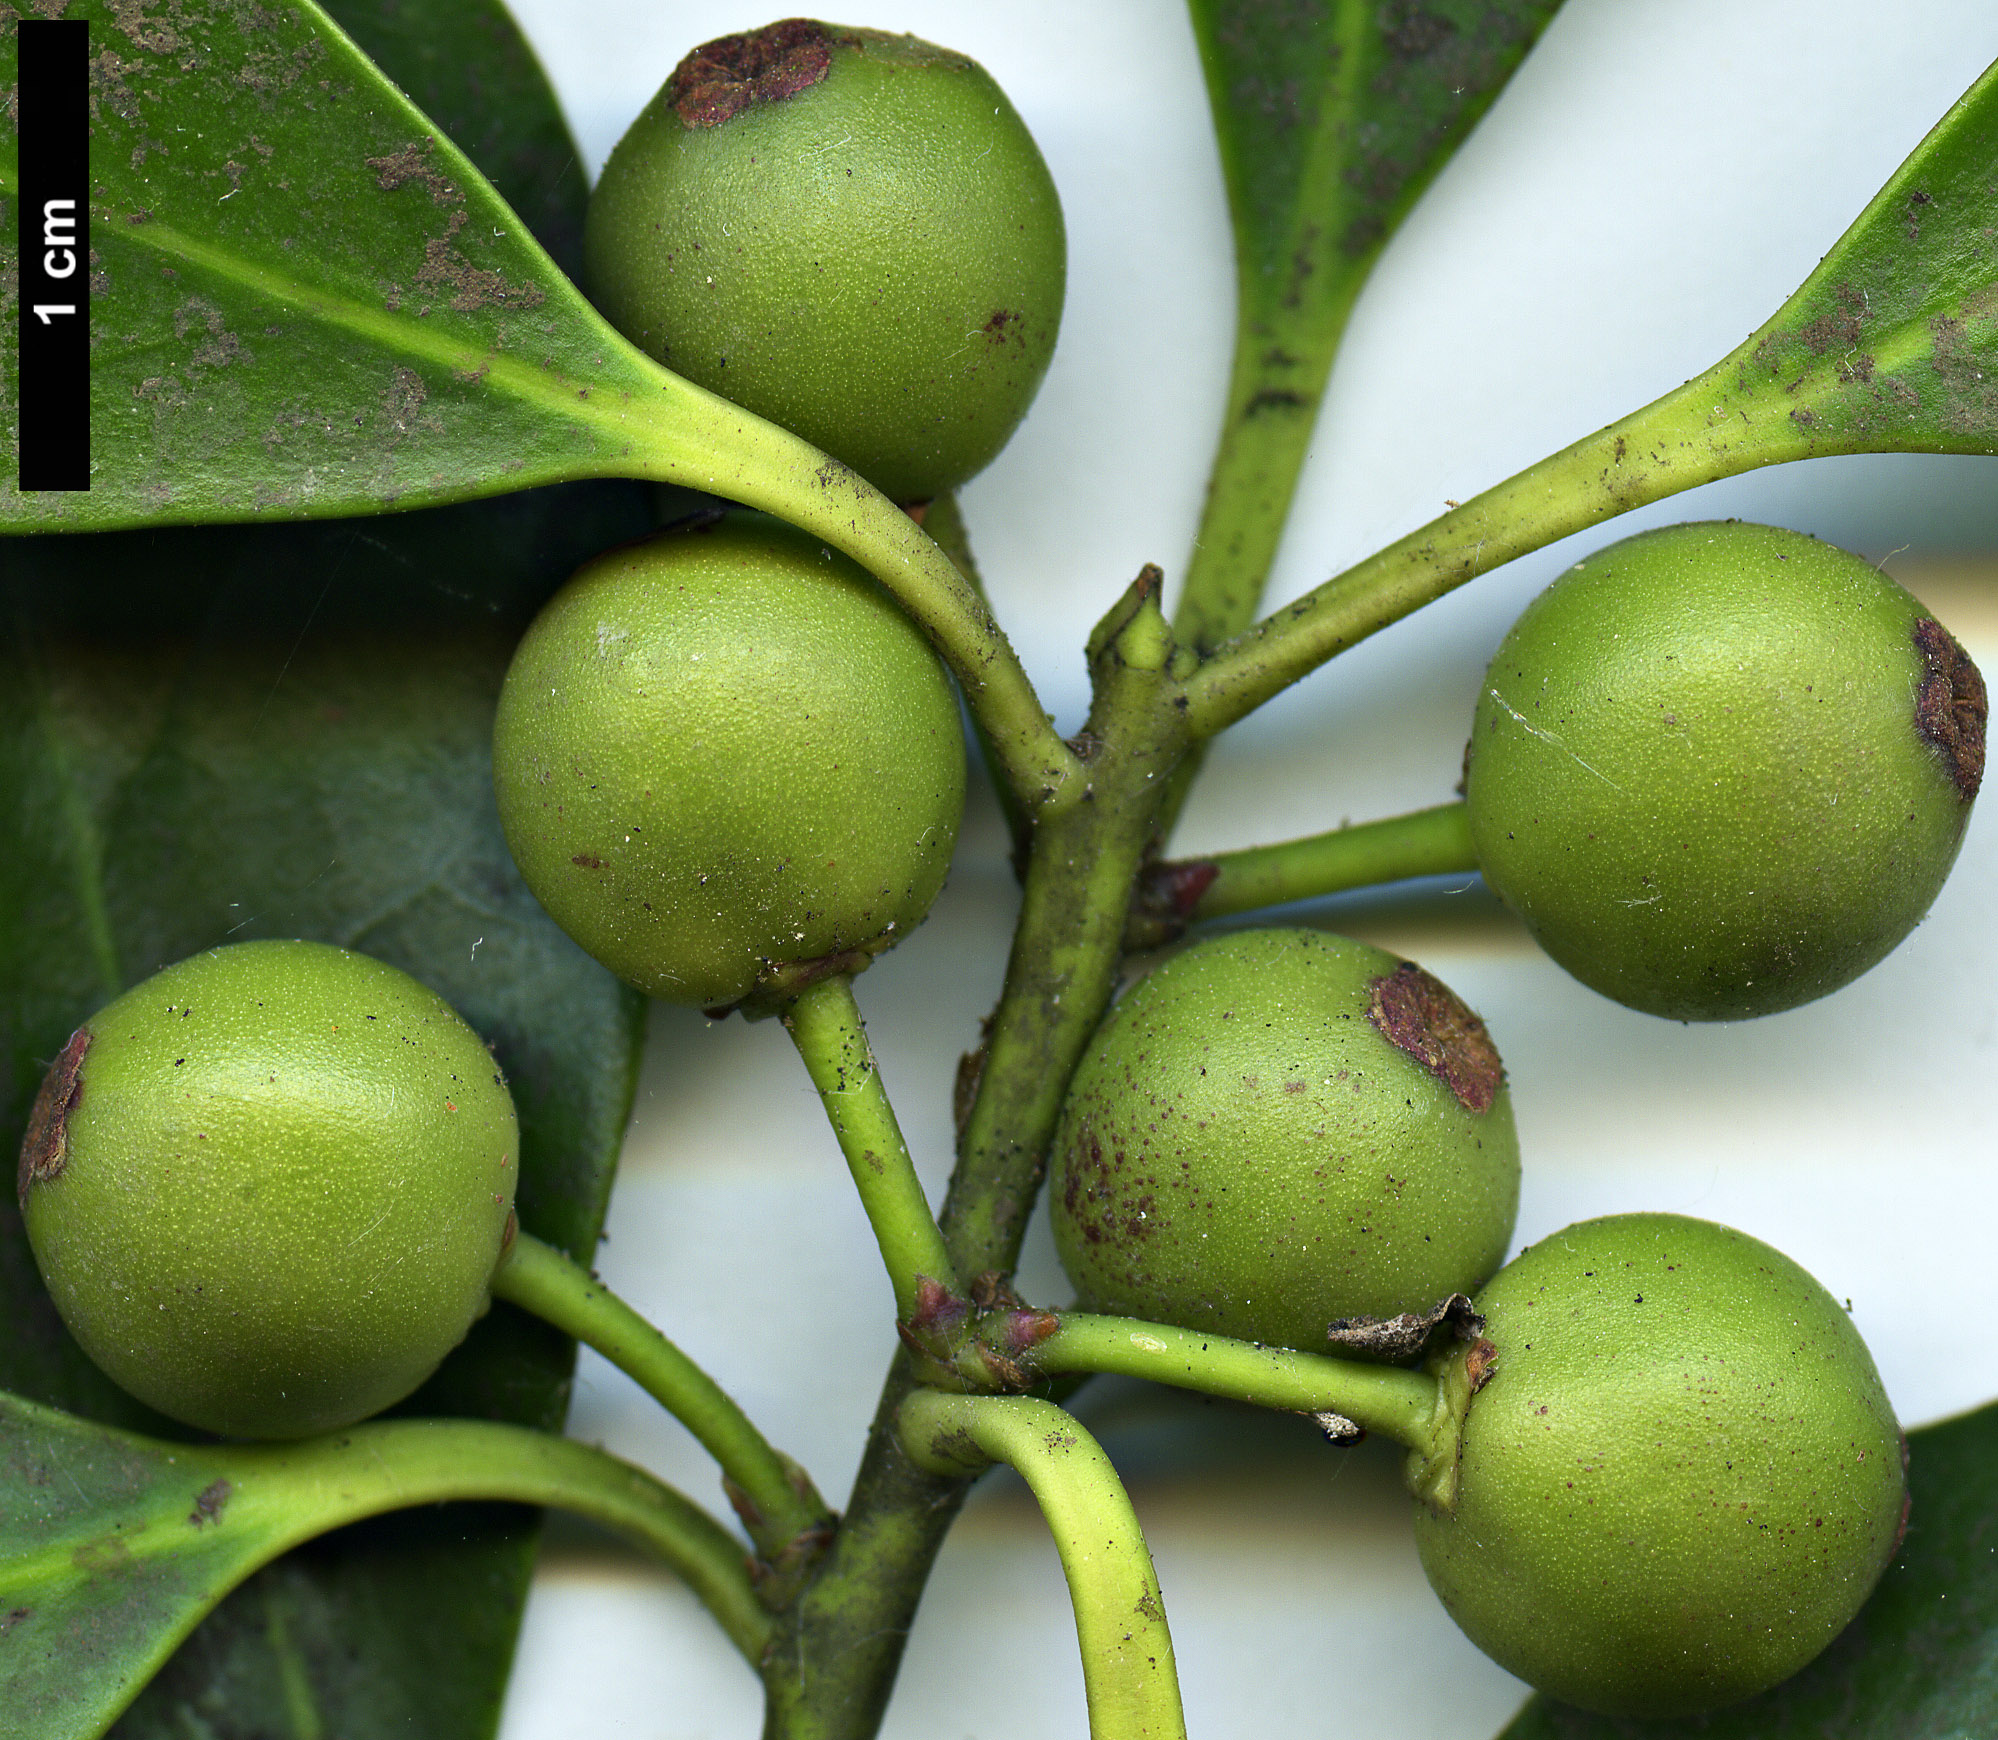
[
  {"xmin": 490, "ymin": 1230, "xmax": 832, "ymax": 1565},
  {"xmin": 1026, "ymin": 1313, "xmax": 1442, "ymax": 1456},
  {"xmin": 0, "ymin": 1390, "xmax": 770, "ymax": 1740},
  {"xmin": 898, "ymin": 1391, "xmax": 1185, "ymax": 1740},
  {"xmin": 782, "ymin": 974, "xmax": 962, "ymax": 1319},
  {"xmin": 1127, "ymin": 799, "xmax": 1478, "ymax": 948}
]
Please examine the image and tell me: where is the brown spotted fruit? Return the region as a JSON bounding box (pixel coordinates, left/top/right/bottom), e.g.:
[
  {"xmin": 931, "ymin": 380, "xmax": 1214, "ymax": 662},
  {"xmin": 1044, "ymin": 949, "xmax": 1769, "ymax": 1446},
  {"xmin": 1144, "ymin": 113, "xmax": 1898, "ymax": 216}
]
[
  {"xmin": 1466, "ymin": 520, "xmax": 1985, "ymax": 1020},
  {"xmin": 584, "ymin": 19, "xmax": 1065, "ymax": 504},
  {"xmin": 18, "ymin": 940, "xmax": 517, "ymax": 1440},
  {"xmin": 1410, "ymin": 1213, "xmax": 1906, "ymax": 1717},
  {"xmin": 492, "ymin": 510, "xmax": 965, "ymax": 1010},
  {"xmin": 1047, "ymin": 928, "xmax": 1519, "ymax": 1351}
]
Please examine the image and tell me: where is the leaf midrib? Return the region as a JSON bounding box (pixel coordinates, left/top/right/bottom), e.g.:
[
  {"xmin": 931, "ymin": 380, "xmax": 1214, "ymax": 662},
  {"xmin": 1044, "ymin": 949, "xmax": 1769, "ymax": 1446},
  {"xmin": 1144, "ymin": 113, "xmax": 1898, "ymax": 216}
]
[{"xmin": 0, "ymin": 147, "xmax": 659, "ymax": 454}]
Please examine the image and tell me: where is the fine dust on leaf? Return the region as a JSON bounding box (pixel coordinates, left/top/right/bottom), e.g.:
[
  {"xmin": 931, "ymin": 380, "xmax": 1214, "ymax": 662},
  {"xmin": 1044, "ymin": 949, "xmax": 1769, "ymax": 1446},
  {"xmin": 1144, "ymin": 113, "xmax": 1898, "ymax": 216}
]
[
  {"xmin": 188, "ymin": 1478, "xmax": 233, "ymax": 1529},
  {"xmin": 368, "ymin": 139, "xmax": 546, "ymax": 315},
  {"xmin": 1795, "ymin": 282, "xmax": 1869, "ymax": 355},
  {"xmin": 174, "ymin": 297, "xmax": 251, "ymax": 373},
  {"xmin": 1930, "ymin": 308, "xmax": 1998, "ymax": 437},
  {"xmin": 365, "ymin": 139, "xmax": 462, "ymax": 207},
  {"xmin": 378, "ymin": 366, "xmax": 439, "ymax": 444}
]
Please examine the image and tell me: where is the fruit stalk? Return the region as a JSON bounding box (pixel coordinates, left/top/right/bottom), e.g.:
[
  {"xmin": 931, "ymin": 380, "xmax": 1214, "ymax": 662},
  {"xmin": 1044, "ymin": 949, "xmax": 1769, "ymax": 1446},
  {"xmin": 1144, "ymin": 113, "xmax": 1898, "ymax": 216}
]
[
  {"xmin": 1181, "ymin": 360, "xmax": 1817, "ymax": 738},
  {"xmin": 490, "ymin": 1230, "xmax": 832, "ymax": 1562},
  {"xmin": 923, "ymin": 490, "xmax": 1032, "ymax": 865},
  {"xmin": 613, "ymin": 375, "xmax": 1084, "ymax": 812},
  {"xmin": 1027, "ymin": 1313, "xmax": 1441, "ymax": 1452},
  {"xmin": 1127, "ymin": 800, "xmax": 1477, "ymax": 947},
  {"xmin": 758, "ymin": 580, "xmax": 1193, "ymax": 1740},
  {"xmin": 783, "ymin": 975, "xmax": 962, "ymax": 1316},
  {"xmin": 898, "ymin": 1391, "xmax": 1186, "ymax": 1740}
]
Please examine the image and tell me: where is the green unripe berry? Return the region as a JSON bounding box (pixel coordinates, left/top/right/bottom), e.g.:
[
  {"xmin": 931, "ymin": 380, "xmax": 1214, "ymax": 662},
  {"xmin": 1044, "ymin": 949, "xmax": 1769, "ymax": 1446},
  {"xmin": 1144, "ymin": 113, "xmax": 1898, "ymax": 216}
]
[
  {"xmin": 18, "ymin": 941, "xmax": 518, "ymax": 1440},
  {"xmin": 1412, "ymin": 1213, "xmax": 1906, "ymax": 1717},
  {"xmin": 1048, "ymin": 928, "xmax": 1520, "ymax": 1351},
  {"xmin": 1466, "ymin": 520, "xmax": 1986, "ymax": 1020},
  {"xmin": 492, "ymin": 511, "xmax": 966, "ymax": 1010},
  {"xmin": 585, "ymin": 19, "xmax": 1066, "ymax": 504}
]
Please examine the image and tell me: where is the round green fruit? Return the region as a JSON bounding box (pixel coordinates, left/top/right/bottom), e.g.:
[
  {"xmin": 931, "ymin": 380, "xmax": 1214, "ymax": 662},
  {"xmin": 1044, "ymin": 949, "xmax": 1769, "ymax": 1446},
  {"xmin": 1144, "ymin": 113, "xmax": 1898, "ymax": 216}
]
[
  {"xmin": 1465, "ymin": 520, "xmax": 1985, "ymax": 1020},
  {"xmin": 18, "ymin": 940, "xmax": 518, "ymax": 1440},
  {"xmin": 1048, "ymin": 928, "xmax": 1520, "ymax": 1351},
  {"xmin": 585, "ymin": 18, "xmax": 1066, "ymax": 504},
  {"xmin": 1412, "ymin": 1213, "xmax": 1906, "ymax": 1718},
  {"xmin": 491, "ymin": 511, "xmax": 966, "ymax": 1009}
]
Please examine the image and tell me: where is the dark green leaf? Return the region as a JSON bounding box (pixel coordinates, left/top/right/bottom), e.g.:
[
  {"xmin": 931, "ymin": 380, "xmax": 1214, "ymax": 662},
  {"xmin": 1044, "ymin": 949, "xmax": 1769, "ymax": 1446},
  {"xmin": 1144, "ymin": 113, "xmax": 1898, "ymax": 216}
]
[
  {"xmin": 1715, "ymin": 54, "xmax": 1998, "ymax": 460},
  {"xmin": 0, "ymin": 483, "xmax": 654, "ymax": 1740},
  {"xmin": 0, "ymin": 1391, "xmax": 756, "ymax": 1740},
  {"xmin": 325, "ymin": 0, "xmax": 591, "ymax": 284},
  {"xmin": 1, "ymin": 5, "xmax": 657, "ymax": 1735},
  {"xmin": 1496, "ymin": 1400, "xmax": 1998, "ymax": 1738},
  {"xmin": 1175, "ymin": 0, "xmax": 1566, "ymax": 652},
  {"xmin": 1183, "ymin": 53, "xmax": 1998, "ymax": 735},
  {"xmin": 0, "ymin": 0, "xmax": 716, "ymax": 531}
]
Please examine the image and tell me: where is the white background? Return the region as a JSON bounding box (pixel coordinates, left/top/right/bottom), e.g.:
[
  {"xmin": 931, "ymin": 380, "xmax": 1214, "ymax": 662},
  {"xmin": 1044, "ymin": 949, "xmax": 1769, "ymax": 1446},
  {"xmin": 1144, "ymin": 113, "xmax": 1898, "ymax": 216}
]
[{"xmin": 483, "ymin": 4, "xmax": 1998, "ymax": 1736}]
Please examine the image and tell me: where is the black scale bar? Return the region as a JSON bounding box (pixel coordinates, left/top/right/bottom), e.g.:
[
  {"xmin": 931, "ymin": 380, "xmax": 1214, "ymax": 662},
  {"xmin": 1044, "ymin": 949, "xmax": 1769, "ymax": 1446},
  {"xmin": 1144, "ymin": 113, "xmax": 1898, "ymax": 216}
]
[{"xmin": 17, "ymin": 19, "xmax": 91, "ymax": 492}]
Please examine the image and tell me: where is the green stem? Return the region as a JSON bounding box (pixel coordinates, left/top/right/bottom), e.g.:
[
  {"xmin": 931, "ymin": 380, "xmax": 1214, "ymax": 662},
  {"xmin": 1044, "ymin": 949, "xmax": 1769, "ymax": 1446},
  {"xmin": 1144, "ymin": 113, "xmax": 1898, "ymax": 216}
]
[
  {"xmin": 1182, "ymin": 361, "xmax": 1817, "ymax": 738},
  {"xmin": 944, "ymin": 575, "xmax": 1189, "ymax": 1272},
  {"xmin": 616, "ymin": 380, "xmax": 1085, "ymax": 817},
  {"xmin": 924, "ymin": 490, "xmax": 1031, "ymax": 868},
  {"xmin": 758, "ymin": 582, "xmax": 1193, "ymax": 1740},
  {"xmin": 898, "ymin": 1392, "xmax": 1185, "ymax": 1740},
  {"xmin": 783, "ymin": 974, "xmax": 961, "ymax": 1318},
  {"xmin": 1129, "ymin": 800, "xmax": 1476, "ymax": 947},
  {"xmin": 1171, "ymin": 0, "xmax": 1376, "ymax": 661},
  {"xmin": 490, "ymin": 1230, "xmax": 829, "ymax": 1560},
  {"xmin": 1030, "ymin": 1314, "xmax": 1440, "ymax": 1454}
]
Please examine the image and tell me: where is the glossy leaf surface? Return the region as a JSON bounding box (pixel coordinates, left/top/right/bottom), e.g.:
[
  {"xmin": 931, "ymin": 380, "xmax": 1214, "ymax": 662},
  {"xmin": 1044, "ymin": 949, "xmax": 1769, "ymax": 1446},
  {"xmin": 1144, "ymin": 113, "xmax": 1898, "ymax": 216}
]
[
  {"xmin": 0, "ymin": 464, "xmax": 653, "ymax": 1740},
  {"xmin": 0, "ymin": 1391, "xmax": 754, "ymax": 1740},
  {"xmin": 0, "ymin": 0, "xmax": 711, "ymax": 531},
  {"xmin": 1, "ymin": 4, "xmax": 655, "ymax": 1735},
  {"xmin": 1184, "ymin": 52, "xmax": 1998, "ymax": 736},
  {"xmin": 1175, "ymin": 0, "xmax": 1565, "ymax": 652},
  {"xmin": 1497, "ymin": 1400, "xmax": 1998, "ymax": 1738}
]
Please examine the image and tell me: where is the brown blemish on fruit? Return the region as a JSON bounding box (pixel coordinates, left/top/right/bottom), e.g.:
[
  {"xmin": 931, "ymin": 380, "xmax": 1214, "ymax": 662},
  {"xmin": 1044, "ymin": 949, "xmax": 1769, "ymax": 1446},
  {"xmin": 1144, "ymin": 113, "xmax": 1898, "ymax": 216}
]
[
  {"xmin": 1366, "ymin": 962, "xmax": 1503, "ymax": 1113},
  {"xmin": 1913, "ymin": 617, "xmax": 1986, "ymax": 800},
  {"xmin": 981, "ymin": 310, "xmax": 1018, "ymax": 345},
  {"xmin": 1463, "ymin": 1337, "xmax": 1498, "ymax": 1393},
  {"xmin": 571, "ymin": 853, "xmax": 606, "ymax": 869},
  {"xmin": 667, "ymin": 20, "xmax": 835, "ymax": 129},
  {"xmin": 19, "ymin": 1027, "xmax": 89, "ymax": 1205}
]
